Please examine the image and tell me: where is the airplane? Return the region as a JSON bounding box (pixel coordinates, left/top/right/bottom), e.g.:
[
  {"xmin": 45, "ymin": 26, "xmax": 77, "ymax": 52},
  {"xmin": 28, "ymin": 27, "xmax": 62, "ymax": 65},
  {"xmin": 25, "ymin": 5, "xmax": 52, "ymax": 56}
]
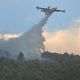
[{"xmin": 36, "ymin": 6, "xmax": 65, "ymax": 15}]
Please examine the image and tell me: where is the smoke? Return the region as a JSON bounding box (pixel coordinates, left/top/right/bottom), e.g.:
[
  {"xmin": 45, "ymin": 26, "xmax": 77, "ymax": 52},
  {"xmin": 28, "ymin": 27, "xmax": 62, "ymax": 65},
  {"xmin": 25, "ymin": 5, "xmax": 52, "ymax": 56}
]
[
  {"xmin": 0, "ymin": 15, "xmax": 50, "ymax": 60},
  {"xmin": 43, "ymin": 18, "xmax": 80, "ymax": 55}
]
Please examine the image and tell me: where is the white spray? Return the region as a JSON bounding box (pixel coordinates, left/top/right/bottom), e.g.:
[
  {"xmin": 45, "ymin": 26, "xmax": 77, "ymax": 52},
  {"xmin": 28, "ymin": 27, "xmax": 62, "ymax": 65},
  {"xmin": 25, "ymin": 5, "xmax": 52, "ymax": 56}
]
[{"xmin": 0, "ymin": 15, "xmax": 50, "ymax": 60}]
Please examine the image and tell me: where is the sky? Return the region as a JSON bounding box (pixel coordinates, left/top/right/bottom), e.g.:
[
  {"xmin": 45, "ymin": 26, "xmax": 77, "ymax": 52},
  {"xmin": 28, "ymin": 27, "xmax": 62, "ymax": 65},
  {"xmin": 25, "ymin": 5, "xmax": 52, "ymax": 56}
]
[{"xmin": 0, "ymin": 0, "xmax": 80, "ymax": 34}]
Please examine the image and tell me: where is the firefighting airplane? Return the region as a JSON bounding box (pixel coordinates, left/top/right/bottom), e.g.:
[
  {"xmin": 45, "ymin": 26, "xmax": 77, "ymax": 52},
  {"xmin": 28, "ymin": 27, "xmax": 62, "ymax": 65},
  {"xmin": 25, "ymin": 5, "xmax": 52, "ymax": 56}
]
[{"xmin": 36, "ymin": 6, "xmax": 65, "ymax": 15}]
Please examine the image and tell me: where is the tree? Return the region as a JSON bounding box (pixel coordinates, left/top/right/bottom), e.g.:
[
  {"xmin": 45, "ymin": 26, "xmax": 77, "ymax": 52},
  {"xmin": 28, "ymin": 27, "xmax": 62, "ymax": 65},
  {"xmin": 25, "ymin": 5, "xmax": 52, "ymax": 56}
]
[{"xmin": 17, "ymin": 52, "xmax": 24, "ymax": 63}]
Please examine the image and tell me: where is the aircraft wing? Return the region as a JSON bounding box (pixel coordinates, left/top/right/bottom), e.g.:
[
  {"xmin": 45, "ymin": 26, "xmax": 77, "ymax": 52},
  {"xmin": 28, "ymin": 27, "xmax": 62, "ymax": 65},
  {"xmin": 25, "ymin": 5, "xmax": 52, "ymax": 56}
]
[
  {"xmin": 36, "ymin": 6, "xmax": 44, "ymax": 9},
  {"xmin": 36, "ymin": 6, "xmax": 54, "ymax": 15},
  {"xmin": 55, "ymin": 10, "xmax": 65, "ymax": 13},
  {"xmin": 36, "ymin": 6, "xmax": 48, "ymax": 11}
]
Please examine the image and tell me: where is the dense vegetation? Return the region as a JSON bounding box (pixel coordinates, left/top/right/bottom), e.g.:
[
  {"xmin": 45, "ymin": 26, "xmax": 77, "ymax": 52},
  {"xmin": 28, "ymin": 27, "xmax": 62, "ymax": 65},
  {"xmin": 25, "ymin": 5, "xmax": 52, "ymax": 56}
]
[{"xmin": 0, "ymin": 52, "xmax": 80, "ymax": 80}]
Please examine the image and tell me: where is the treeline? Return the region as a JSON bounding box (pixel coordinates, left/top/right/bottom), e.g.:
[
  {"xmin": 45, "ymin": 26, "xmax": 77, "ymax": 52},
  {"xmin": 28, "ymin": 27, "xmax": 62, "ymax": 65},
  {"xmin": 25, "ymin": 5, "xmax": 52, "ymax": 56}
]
[
  {"xmin": 42, "ymin": 51, "xmax": 80, "ymax": 63},
  {"xmin": 0, "ymin": 51, "xmax": 80, "ymax": 80}
]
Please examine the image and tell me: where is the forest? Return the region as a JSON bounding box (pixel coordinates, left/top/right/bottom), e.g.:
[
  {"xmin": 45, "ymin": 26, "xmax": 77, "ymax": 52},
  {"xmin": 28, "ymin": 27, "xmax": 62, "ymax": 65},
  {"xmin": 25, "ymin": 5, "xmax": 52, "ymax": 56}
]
[{"xmin": 0, "ymin": 51, "xmax": 80, "ymax": 80}]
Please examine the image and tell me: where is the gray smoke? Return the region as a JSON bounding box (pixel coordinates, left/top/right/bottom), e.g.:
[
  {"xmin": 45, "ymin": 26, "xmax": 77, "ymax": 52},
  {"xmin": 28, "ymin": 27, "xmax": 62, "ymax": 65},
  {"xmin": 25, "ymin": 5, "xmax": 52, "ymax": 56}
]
[{"xmin": 0, "ymin": 15, "xmax": 50, "ymax": 60}]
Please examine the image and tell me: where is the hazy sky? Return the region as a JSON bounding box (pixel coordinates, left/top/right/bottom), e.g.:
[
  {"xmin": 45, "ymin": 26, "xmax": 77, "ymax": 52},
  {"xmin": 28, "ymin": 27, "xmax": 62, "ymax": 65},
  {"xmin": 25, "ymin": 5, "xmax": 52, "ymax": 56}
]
[{"xmin": 0, "ymin": 0, "xmax": 80, "ymax": 34}]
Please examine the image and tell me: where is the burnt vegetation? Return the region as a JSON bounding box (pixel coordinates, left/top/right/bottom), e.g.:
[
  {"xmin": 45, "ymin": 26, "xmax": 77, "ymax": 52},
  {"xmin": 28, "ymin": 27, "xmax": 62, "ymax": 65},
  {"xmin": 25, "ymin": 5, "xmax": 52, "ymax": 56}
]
[{"xmin": 0, "ymin": 51, "xmax": 80, "ymax": 80}]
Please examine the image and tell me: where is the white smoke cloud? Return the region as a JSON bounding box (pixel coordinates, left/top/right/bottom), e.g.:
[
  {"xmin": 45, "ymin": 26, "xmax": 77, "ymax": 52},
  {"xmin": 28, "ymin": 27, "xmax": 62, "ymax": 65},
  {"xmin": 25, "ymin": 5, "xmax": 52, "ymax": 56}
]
[
  {"xmin": 0, "ymin": 15, "xmax": 49, "ymax": 60},
  {"xmin": 43, "ymin": 18, "xmax": 80, "ymax": 55}
]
